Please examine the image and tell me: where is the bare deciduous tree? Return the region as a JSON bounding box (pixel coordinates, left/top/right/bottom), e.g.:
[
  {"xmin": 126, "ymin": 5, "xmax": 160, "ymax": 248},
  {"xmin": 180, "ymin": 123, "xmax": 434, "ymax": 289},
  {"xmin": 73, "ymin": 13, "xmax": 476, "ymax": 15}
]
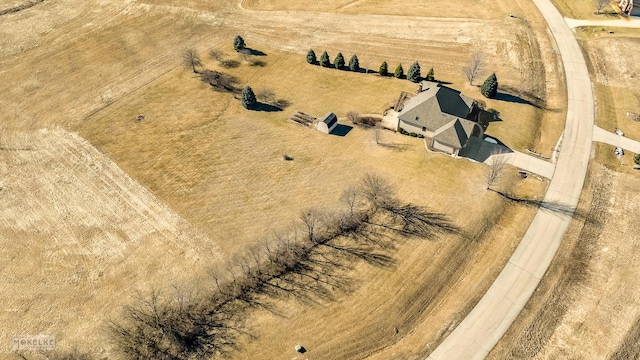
[
  {"xmin": 198, "ymin": 70, "xmax": 239, "ymax": 93},
  {"xmin": 257, "ymin": 88, "xmax": 276, "ymax": 105},
  {"xmin": 340, "ymin": 185, "xmax": 360, "ymax": 215},
  {"xmin": 346, "ymin": 111, "xmax": 360, "ymax": 124},
  {"xmin": 360, "ymin": 174, "xmax": 394, "ymax": 209},
  {"xmin": 300, "ymin": 210, "xmax": 320, "ymax": 242},
  {"xmin": 485, "ymin": 151, "xmax": 507, "ymax": 190},
  {"xmin": 462, "ymin": 51, "xmax": 484, "ymax": 85},
  {"xmin": 208, "ymin": 49, "xmax": 225, "ymax": 62},
  {"xmin": 596, "ymin": 0, "xmax": 609, "ymax": 14},
  {"xmin": 183, "ymin": 48, "xmax": 202, "ymax": 74}
]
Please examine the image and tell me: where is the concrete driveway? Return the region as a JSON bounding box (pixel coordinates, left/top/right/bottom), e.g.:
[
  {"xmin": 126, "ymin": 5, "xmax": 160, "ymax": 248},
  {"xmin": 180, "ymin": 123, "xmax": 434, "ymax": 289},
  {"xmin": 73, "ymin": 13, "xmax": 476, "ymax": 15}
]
[
  {"xmin": 427, "ymin": 0, "xmax": 595, "ymax": 358},
  {"xmin": 593, "ymin": 126, "xmax": 640, "ymax": 153},
  {"xmin": 460, "ymin": 137, "xmax": 556, "ymax": 179},
  {"xmin": 565, "ymin": 17, "xmax": 640, "ymax": 29}
]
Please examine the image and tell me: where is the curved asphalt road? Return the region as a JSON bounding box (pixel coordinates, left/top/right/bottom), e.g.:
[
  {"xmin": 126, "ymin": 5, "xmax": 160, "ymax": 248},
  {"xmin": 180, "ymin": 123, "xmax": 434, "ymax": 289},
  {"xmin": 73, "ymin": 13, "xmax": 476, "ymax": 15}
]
[{"xmin": 427, "ymin": 0, "xmax": 595, "ymax": 358}]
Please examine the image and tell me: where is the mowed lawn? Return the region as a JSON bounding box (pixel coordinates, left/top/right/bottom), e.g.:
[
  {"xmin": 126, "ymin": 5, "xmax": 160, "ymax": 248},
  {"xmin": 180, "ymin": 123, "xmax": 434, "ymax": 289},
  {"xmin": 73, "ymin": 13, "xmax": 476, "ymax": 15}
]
[
  {"xmin": 77, "ymin": 46, "xmax": 484, "ymax": 256},
  {"xmin": 76, "ymin": 43, "xmax": 555, "ymax": 254},
  {"xmin": 76, "ymin": 45, "xmax": 550, "ymax": 358}
]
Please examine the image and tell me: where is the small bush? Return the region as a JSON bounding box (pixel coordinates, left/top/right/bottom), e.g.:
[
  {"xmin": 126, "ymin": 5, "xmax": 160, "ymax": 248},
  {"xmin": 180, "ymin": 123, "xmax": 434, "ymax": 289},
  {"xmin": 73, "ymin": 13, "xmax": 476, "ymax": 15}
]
[
  {"xmin": 418, "ymin": 134, "xmax": 425, "ymax": 138},
  {"xmin": 409, "ymin": 132, "xmax": 417, "ymax": 137},
  {"xmin": 634, "ymin": 154, "xmax": 640, "ymax": 165},
  {"xmin": 398, "ymin": 127, "xmax": 404, "ymax": 133}
]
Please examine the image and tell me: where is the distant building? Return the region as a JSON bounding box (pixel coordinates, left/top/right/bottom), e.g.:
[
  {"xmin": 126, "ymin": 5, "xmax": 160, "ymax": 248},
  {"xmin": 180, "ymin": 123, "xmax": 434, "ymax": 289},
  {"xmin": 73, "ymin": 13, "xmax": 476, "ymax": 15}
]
[
  {"xmin": 397, "ymin": 81, "xmax": 483, "ymax": 156},
  {"xmin": 619, "ymin": 0, "xmax": 640, "ymax": 16},
  {"xmin": 317, "ymin": 112, "xmax": 338, "ymax": 134}
]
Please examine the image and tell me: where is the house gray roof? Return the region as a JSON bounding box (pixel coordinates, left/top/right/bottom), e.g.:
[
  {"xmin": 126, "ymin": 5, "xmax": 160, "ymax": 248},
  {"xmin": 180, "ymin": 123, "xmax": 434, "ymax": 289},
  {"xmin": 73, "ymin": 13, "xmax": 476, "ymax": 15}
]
[
  {"xmin": 432, "ymin": 119, "xmax": 478, "ymax": 149},
  {"xmin": 398, "ymin": 81, "xmax": 475, "ymax": 131},
  {"xmin": 321, "ymin": 112, "xmax": 338, "ymax": 128}
]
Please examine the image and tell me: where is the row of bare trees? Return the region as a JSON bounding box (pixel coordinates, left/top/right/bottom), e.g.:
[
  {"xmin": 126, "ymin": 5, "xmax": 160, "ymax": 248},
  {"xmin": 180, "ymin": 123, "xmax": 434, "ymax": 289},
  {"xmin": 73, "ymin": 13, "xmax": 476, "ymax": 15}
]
[{"xmin": 106, "ymin": 175, "xmax": 458, "ymax": 359}]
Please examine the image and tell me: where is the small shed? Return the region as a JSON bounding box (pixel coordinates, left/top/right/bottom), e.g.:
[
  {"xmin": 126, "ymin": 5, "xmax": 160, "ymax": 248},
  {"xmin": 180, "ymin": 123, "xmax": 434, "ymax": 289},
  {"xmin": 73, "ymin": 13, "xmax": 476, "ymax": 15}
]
[{"xmin": 317, "ymin": 112, "xmax": 338, "ymax": 134}]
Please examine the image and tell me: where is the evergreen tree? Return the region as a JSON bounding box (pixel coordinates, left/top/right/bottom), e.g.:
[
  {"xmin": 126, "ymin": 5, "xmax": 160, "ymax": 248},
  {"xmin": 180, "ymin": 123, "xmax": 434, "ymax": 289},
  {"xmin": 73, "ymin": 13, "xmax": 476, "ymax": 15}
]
[
  {"xmin": 481, "ymin": 73, "xmax": 499, "ymax": 99},
  {"xmin": 241, "ymin": 86, "xmax": 257, "ymax": 109},
  {"xmin": 320, "ymin": 51, "xmax": 331, "ymax": 67},
  {"xmin": 407, "ymin": 61, "xmax": 421, "ymax": 83},
  {"xmin": 306, "ymin": 49, "xmax": 317, "ymax": 64},
  {"xmin": 348, "ymin": 54, "xmax": 360, "ymax": 72},
  {"xmin": 394, "ymin": 64, "xmax": 404, "ymax": 79},
  {"xmin": 379, "ymin": 61, "xmax": 388, "ymax": 76},
  {"xmin": 426, "ymin": 67, "xmax": 435, "ymax": 81},
  {"xmin": 233, "ymin": 35, "xmax": 246, "ymax": 52},
  {"xmin": 334, "ymin": 52, "xmax": 345, "ymax": 69}
]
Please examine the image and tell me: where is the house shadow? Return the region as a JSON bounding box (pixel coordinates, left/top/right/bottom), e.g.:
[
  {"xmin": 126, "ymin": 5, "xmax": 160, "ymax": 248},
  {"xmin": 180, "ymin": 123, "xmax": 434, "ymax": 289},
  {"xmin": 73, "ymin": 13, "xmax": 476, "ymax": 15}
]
[
  {"xmin": 479, "ymin": 110, "xmax": 502, "ymax": 125},
  {"xmin": 458, "ymin": 135, "xmax": 513, "ymax": 163},
  {"xmin": 330, "ymin": 124, "xmax": 353, "ymax": 137}
]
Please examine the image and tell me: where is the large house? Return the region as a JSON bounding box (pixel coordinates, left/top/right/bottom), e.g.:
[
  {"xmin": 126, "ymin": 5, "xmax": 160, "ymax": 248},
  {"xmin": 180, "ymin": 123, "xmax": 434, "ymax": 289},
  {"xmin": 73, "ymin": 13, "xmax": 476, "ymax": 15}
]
[
  {"xmin": 397, "ymin": 81, "xmax": 483, "ymax": 156},
  {"xmin": 619, "ymin": 0, "xmax": 640, "ymax": 15}
]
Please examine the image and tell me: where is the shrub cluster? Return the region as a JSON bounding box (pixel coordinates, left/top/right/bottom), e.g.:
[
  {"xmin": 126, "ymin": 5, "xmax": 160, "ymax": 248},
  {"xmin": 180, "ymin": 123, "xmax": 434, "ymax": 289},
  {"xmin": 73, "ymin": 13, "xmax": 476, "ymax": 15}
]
[{"xmin": 397, "ymin": 127, "xmax": 424, "ymax": 138}]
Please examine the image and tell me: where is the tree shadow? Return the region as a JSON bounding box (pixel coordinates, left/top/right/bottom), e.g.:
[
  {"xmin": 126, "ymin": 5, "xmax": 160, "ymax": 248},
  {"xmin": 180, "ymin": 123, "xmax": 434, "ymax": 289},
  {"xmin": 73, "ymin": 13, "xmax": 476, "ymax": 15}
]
[
  {"xmin": 494, "ymin": 92, "xmax": 539, "ymax": 108},
  {"xmin": 330, "ymin": 124, "xmax": 353, "ymax": 137},
  {"xmin": 274, "ymin": 99, "xmax": 291, "ymax": 109},
  {"xmin": 248, "ymin": 59, "xmax": 266, "ymax": 67},
  {"xmin": 377, "ymin": 142, "xmax": 409, "ymax": 152},
  {"xmin": 254, "ymin": 102, "xmax": 283, "ymax": 112},
  {"xmin": 198, "ymin": 69, "xmax": 240, "ymax": 94},
  {"xmin": 490, "ymin": 189, "xmax": 595, "ymax": 224},
  {"xmin": 219, "ymin": 59, "xmax": 241, "ymax": 69},
  {"xmin": 246, "ymin": 48, "xmax": 267, "ymax": 56}
]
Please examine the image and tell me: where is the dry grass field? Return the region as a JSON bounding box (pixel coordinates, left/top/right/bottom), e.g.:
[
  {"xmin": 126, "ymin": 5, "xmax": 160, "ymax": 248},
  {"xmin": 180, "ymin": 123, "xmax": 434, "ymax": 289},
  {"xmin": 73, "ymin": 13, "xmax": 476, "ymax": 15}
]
[
  {"xmin": 577, "ymin": 28, "xmax": 640, "ymax": 173},
  {"xmin": 242, "ymin": 0, "xmax": 512, "ymax": 19},
  {"xmin": 485, "ymin": 25, "xmax": 640, "ymax": 360},
  {"xmin": 488, "ymin": 163, "xmax": 640, "ymax": 359},
  {"xmin": 0, "ymin": 0, "xmax": 568, "ymax": 358},
  {"xmin": 550, "ymin": 0, "xmax": 619, "ymax": 19},
  {"xmin": 0, "ymin": 129, "xmax": 220, "ymax": 355}
]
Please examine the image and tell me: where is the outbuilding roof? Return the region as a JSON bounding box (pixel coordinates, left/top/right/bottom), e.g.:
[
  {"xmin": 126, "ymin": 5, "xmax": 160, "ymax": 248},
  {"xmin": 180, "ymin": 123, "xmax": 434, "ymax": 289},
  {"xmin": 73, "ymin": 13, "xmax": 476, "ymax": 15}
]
[{"xmin": 320, "ymin": 112, "xmax": 338, "ymax": 128}]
